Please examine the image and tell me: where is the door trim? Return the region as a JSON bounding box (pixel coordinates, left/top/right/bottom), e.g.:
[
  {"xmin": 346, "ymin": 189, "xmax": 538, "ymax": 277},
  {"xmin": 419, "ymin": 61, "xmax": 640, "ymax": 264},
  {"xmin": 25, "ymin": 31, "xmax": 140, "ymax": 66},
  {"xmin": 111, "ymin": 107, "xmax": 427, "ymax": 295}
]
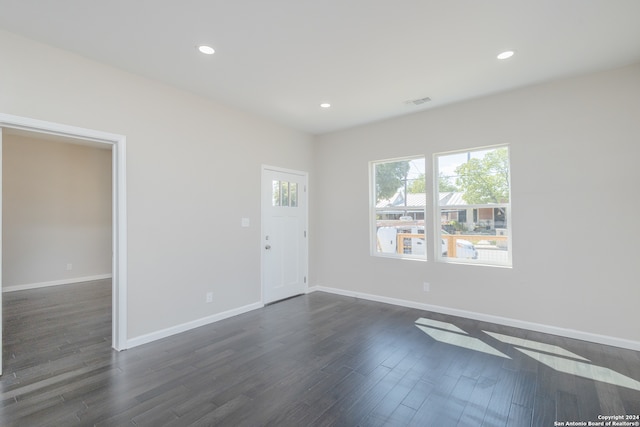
[
  {"xmin": 0, "ymin": 113, "xmax": 128, "ymax": 352},
  {"xmin": 261, "ymin": 164, "xmax": 308, "ymax": 304}
]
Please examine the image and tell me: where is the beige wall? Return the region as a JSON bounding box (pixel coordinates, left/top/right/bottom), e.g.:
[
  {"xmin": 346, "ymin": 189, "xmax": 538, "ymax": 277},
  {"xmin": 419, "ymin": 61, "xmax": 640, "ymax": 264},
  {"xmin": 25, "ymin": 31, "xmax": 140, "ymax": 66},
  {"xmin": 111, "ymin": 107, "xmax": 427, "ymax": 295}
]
[
  {"xmin": 0, "ymin": 30, "xmax": 314, "ymax": 339},
  {"xmin": 2, "ymin": 135, "xmax": 112, "ymax": 288},
  {"xmin": 311, "ymin": 63, "xmax": 640, "ymax": 344}
]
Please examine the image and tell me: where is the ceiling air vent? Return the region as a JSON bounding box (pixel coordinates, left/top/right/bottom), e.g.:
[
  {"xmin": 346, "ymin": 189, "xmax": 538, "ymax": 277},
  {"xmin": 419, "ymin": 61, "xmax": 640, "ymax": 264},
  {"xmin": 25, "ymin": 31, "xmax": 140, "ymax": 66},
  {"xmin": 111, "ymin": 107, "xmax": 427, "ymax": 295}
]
[{"xmin": 405, "ymin": 97, "xmax": 432, "ymax": 106}]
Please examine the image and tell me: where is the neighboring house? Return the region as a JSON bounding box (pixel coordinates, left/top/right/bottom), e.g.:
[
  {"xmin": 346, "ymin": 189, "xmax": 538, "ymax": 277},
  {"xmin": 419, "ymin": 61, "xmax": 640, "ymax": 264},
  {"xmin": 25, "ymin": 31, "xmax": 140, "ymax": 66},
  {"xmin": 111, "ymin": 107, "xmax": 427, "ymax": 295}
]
[
  {"xmin": 376, "ymin": 190, "xmax": 507, "ymax": 232},
  {"xmin": 376, "ymin": 191, "xmax": 426, "ymax": 220}
]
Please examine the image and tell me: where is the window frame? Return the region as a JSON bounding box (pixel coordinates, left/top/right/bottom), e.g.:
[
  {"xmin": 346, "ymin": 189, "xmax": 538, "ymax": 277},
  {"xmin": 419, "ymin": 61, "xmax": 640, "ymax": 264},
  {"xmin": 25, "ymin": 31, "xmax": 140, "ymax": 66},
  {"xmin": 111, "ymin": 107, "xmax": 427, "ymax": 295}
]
[
  {"xmin": 433, "ymin": 144, "xmax": 512, "ymax": 267},
  {"xmin": 370, "ymin": 155, "xmax": 427, "ymax": 261}
]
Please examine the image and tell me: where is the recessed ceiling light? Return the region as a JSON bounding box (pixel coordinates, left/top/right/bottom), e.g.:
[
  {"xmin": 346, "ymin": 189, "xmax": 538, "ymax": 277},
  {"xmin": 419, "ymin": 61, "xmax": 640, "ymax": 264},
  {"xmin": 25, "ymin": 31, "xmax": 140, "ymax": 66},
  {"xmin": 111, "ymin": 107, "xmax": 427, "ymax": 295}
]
[
  {"xmin": 497, "ymin": 50, "xmax": 514, "ymax": 60},
  {"xmin": 320, "ymin": 103, "xmax": 331, "ymax": 108},
  {"xmin": 198, "ymin": 45, "xmax": 215, "ymax": 55}
]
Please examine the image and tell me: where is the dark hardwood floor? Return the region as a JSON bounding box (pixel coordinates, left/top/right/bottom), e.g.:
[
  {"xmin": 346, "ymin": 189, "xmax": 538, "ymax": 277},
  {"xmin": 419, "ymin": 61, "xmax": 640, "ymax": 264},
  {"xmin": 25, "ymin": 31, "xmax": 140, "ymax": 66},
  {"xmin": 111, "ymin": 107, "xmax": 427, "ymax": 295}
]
[{"xmin": 1, "ymin": 281, "xmax": 639, "ymax": 426}]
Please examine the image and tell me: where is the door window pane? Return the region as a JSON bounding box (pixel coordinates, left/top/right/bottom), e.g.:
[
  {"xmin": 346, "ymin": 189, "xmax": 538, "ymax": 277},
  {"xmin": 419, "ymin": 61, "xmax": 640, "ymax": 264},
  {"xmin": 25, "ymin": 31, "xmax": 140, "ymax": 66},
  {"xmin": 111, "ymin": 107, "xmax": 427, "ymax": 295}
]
[
  {"xmin": 290, "ymin": 183, "xmax": 298, "ymax": 207},
  {"xmin": 281, "ymin": 181, "xmax": 289, "ymax": 206},
  {"xmin": 272, "ymin": 180, "xmax": 299, "ymax": 207},
  {"xmin": 272, "ymin": 180, "xmax": 281, "ymax": 206}
]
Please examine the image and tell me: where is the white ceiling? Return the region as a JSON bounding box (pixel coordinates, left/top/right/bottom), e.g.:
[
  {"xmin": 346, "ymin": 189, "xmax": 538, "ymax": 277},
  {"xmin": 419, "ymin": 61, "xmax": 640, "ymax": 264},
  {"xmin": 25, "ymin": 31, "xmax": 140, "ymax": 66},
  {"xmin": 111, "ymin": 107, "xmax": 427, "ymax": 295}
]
[{"xmin": 1, "ymin": 1, "xmax": 639, "ymax": 135}]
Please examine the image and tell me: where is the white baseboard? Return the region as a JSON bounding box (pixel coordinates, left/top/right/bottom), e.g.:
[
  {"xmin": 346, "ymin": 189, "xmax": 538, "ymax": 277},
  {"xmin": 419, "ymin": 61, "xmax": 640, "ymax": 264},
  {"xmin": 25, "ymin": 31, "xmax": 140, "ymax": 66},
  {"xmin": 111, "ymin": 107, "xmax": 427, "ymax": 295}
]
[
  {"xmin": 126, "ymin": 302, "xmax": 264, "ymax": 349},
  {"xmin": 3, "ymin": 274, "xmax": 113, "ymax": 293},
  {"xmin": 307, "ymin": 285, "xmax": 640, "ymax": 352}
]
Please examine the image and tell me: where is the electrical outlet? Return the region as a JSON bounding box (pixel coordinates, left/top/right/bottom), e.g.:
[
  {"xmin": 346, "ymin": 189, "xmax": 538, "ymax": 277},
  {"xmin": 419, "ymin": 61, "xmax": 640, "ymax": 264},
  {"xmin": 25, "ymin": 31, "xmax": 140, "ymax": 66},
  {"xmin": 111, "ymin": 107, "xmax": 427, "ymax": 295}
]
[
  {"xmin": 66, "ymin": 263, "xmax": 73, "ymax": 271},
  {"xmin": 206, "ymin": 292, "xmax": 213, "ymax": 303},
  {"xmin": 423, "ymin": 282, "xmax": 430, "ymax": 292}
]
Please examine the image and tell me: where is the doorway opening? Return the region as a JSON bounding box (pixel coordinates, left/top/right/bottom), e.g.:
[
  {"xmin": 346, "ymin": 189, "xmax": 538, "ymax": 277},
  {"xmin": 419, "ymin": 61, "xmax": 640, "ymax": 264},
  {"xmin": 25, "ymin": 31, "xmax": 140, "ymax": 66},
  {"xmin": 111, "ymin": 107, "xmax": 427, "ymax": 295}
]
[{"xmin": 0, "ymin": 113, "xmax": 128, "ymax": 376}]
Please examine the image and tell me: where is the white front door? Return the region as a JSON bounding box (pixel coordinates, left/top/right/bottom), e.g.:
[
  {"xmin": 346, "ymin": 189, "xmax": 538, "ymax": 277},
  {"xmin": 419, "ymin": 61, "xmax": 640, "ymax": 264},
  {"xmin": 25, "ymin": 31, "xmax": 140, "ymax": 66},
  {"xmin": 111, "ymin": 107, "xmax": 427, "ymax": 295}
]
[{"xmin": 261, "ymin": 166, "xmax": 307, "ymax": 304}]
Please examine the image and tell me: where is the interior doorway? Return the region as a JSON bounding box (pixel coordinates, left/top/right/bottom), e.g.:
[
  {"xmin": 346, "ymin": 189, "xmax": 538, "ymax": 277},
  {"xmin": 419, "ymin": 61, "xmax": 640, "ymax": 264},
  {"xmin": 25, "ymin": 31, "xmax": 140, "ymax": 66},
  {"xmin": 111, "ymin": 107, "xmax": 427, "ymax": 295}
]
[{"xmin": 0, "ymin": 113, "xmax": 128, "ymax": 376}]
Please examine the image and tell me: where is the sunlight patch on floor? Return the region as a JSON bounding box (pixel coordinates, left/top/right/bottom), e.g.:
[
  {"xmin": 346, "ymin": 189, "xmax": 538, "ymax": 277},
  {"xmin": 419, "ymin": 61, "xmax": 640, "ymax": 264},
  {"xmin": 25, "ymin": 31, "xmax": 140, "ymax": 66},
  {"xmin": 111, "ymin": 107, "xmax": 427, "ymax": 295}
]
[
  {"xmin": 516, "ymin": 348, "xmax": 640, "ymax": 391},
  {"xmin": 415, "ymin": 322, "xmax": 510, "ymax": 359},
  {"xmin": 483, "ymin": 331, "xmax": 590, "ymax": 361},
  {"xmin": 415, "ymin": 317, "xmax": 467, "ymax": 334},
  {"xmin": 484, "ymin": 330, "xmax": 640, "ymax": 391}
]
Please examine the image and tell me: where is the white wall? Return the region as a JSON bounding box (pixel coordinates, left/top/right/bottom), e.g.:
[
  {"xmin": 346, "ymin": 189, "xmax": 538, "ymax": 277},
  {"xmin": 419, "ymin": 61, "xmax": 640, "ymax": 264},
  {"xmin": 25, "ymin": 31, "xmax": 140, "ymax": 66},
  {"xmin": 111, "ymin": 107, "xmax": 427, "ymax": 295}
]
[
  {"xmin": 0, "ymin": 30, "xmax": 313, "ymax": 339},
  {"xmin": 311, "ymin": 63, "xmax": 640, "ymax": 344},
  {"xmin": 2, "ymin": 135, "xmax": 112, "ymax": 288}
]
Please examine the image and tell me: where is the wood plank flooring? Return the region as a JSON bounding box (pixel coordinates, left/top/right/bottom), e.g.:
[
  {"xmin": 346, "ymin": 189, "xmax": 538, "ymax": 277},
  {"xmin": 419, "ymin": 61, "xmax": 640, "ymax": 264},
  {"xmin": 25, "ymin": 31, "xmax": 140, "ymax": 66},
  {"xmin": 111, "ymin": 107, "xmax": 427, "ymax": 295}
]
[{"xmin": 1, "ymin": 281, "xmax": 639, "ymax": 426}]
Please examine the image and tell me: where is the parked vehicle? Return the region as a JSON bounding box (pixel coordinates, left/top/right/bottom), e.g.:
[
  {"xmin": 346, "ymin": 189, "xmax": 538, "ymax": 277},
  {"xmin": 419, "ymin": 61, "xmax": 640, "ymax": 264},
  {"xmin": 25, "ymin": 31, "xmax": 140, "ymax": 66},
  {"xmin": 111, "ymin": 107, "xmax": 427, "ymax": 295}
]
[
  {"xmin": 441, "ymin": 230, "xmax": 478, "ymax": 259},
  {"xmin": 377, "ymin": 224, "xmax": 478, "ymax": 259}
]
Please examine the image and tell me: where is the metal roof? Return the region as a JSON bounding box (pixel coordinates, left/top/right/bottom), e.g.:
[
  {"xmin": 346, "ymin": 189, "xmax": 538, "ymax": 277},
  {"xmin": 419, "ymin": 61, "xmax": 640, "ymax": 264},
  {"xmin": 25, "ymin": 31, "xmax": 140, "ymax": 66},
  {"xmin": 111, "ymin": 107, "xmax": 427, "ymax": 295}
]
[
  {"xmin": 377, "ymin": 190, "xmax": 511, "ymax": 209},
  {"xmin": 377, "ymin": 191, "xmax": 466, "ymax": 209}
]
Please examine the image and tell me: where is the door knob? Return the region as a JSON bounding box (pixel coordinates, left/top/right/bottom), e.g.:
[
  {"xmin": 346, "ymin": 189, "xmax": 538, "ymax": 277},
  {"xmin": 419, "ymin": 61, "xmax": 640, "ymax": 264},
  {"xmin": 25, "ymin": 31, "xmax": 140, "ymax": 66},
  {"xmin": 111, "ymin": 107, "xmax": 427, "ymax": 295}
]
[{"xmin": 265, "ymin": 244, "xmax": 271, "ymax": 250}]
